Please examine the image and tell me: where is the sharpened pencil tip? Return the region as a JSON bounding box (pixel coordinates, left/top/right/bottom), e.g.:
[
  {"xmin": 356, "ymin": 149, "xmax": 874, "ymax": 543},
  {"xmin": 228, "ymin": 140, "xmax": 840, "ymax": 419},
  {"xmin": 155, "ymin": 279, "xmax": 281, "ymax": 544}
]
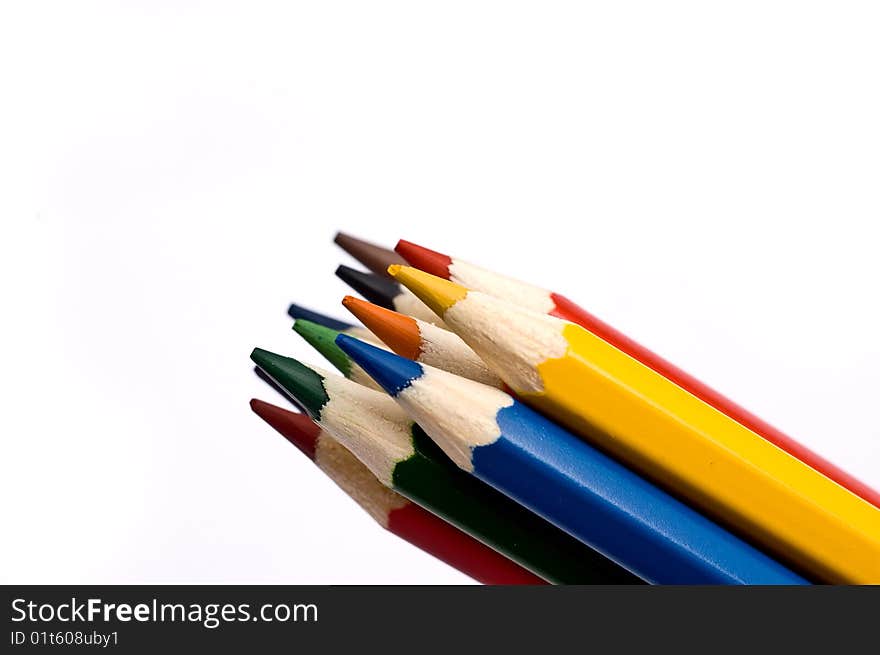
[
  {"xmin": 250, "ymin": 348, "xmax": 330, "ymax": 419},
  {"xmin": 342, "ymin": 296, "xmax": 422, "ymax": 361},
  {"xmin": 287, "ymin": 303, "xmax": 354, "ymax": 331},
  {"xmin": 335, "ymin": 265, "xmax": 401, "ymax": 310},
  {"xmin": 335, "ymin": 334, "xmax": 424, "ymax": 397},
  {"xmin": 334, "ymin": 232, "xmax": 406, "ymax": 278},
  {"xmin": 387, "ymin": 266, "xmax": 469, "ymax": 317},
  {"xmin": 253, "ymin": 365, "xmax": 307, "ymax": 411},
  {"xmin": 250, "ymin": 399, "xmax": 321, "ymax": 460},
  {"xmin": 292, "ymin": 319, "xmax": 353, "ymax": 377},
  {"xmin": 395, "ymin": 240, "xmax": 453, "ymax": 279},
  {"xmin": 250, "ymin": 347, "xmax": 274, "ymax": 370}
]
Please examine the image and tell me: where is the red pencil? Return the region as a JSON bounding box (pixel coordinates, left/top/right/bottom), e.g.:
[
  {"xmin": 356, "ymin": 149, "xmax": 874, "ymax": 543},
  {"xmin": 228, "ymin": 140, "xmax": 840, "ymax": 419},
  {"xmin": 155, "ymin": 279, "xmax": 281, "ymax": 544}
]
[
  {"xmin": 250, "ymin": 399, "xmax": 545, "ymax": 585},
  {"xmin": 395, "ymin": 239, "xmax": 880, "ymax": 509}
]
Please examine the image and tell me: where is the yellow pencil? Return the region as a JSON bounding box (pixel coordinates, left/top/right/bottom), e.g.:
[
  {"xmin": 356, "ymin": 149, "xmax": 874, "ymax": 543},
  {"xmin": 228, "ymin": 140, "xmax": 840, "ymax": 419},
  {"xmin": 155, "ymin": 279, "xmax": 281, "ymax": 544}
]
[{"xmin": 388, "ymin": 264, "xmax": 880, "ymax": 583}]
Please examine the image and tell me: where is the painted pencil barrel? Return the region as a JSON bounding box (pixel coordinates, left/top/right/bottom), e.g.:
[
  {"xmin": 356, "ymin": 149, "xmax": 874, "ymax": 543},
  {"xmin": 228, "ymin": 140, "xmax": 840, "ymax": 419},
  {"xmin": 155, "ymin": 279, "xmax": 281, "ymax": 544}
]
[
  {"xmin": 386, "ymin": 502, "xmax": 547, "ymax": 585},
  {"xmin": 525, "ymin": 323, "xmax": 880, "ymax": 582},
  {"xmin": 335, "ymin": 334, "xmax": 808, "ymax": 585},
  {"xmin": 385, "ymin": 266, "xmax": 880, "ymax": 583},
  {"xmin": 547, "ymin": 292, "xmax": 880, "ymax": 511},
  {"xmin": 395, "ymin": 428, "xmax": 642, "ymax": 585},
  {"xmin": 394, "ymin": 240, "xmax": 880, "ymax": 512},
  {"xmin": 475, "ymin": 403, "xmax": 807, "ymax": 585}
]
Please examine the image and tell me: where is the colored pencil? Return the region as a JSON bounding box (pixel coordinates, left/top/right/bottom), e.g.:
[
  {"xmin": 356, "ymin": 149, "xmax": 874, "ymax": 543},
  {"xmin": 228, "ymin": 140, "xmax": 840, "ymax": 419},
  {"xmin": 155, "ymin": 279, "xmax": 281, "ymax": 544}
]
[
  {"xmin": 341, "ymin": 295, "xmax": 503, "ymax": 388},
  {"xmin": 250, "ymin": 399, "xmax": 544, "ymax": 585},
  {"xmin": 334, "ymin": 232, "xmax": 406, "ymax": 279},
  {"xmin": 335, "ymin": 264, "xmax": 448, "ymax": 329},
  {"xmin": 292, "ymin": 318, "xmax": 385, "ymax": 391},
  {"xmin": 255, "ymin": 365, "xmax": 319, "ymax": 419},
  {"xmin": 337, "ymin": 336, "xmax": 809, "ymax": 585},
  {"xmin": 287, "ymin": 303, "xmax": 381, "ymax": 345},
  {"xmin": 250, "ymin": 347, "xmax": 640, "ymax": 585},
  {"xmin": 395, "ymin": 238, "xmax": 880, "ymax": 510},
  {"xmin": 388, "ymin": 265, "xmax": 880, "ymax": 583}
]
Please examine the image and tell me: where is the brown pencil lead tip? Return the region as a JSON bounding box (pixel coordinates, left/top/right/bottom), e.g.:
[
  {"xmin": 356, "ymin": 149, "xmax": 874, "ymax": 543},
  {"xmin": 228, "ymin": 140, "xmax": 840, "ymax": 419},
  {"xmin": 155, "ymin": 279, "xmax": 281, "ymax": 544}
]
[{"xmin": 334, "ymin": 232, "xmax": 406, "ymax": 278}]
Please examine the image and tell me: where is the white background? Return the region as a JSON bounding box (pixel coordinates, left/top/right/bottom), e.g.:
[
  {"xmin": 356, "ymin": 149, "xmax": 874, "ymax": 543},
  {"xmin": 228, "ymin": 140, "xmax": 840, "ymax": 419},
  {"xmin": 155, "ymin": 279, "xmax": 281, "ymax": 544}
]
[{"xmin": 2, "ymin": 2, "xmax": 878, "ymax": 584}]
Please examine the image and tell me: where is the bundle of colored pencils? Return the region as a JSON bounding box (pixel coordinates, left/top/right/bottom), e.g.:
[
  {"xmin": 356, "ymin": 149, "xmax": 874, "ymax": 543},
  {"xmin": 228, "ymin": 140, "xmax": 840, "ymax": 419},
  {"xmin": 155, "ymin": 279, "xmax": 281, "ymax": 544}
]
[{"xmin": 250, "ymin": 232, "xmax": 880, "ymax": 585}]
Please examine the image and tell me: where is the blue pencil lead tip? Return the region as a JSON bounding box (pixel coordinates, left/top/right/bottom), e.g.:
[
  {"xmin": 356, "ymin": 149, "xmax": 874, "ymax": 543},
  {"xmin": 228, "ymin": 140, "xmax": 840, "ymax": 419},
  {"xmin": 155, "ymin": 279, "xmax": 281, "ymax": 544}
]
[
  {"xmin": 335, "ymin": 334, "xmax": 424, "ymax": 396},
  {"xmin": 287, "ymin": 303, "xmax": 353, "ymax": 331}
]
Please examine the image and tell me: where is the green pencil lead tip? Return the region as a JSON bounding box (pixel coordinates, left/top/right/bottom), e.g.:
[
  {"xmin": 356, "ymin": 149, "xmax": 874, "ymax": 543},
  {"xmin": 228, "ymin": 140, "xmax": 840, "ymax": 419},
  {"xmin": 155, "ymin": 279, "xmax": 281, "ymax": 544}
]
[
  {"xmin": 292, "ymin": 319, "xmax": 353, "ymax": 378},
  {"xmin": 250, "ymin": 347, "xmax": 275, "ymax": 370},
  {"xmin": 249, "ymin": 346, "xmax": 330, "ymax": 419}
]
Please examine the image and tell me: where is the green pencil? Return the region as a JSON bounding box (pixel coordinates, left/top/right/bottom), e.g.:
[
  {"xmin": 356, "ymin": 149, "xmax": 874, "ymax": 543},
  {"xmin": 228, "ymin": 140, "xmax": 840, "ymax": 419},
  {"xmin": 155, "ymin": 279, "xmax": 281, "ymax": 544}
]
[
  {"xmin": 250, "ymin": 347, "xmax": 641, "ymax": 585},
  {"xmin": 292, "ymin": 319, "xmax": 385, "ymax": 391}
]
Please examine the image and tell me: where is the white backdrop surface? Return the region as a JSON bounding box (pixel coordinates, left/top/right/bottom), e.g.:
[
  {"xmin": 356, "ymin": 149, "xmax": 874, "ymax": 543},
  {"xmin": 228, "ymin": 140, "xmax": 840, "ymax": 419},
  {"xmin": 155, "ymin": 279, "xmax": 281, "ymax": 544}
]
[{"xmin": 2, "ymin": 2, "xmax": 878, "ymax": 583}]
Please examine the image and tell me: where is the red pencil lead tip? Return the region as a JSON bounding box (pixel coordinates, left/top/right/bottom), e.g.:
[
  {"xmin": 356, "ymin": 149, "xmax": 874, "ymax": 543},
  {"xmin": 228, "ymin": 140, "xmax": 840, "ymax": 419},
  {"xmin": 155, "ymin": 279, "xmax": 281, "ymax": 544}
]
[
  {"xmin": 249, "ymin": 399, "xmax": 321, "ymax": 460},
  {"xmin": 394, "ymin": 240, "xmax": 453, "ymax": 280}
]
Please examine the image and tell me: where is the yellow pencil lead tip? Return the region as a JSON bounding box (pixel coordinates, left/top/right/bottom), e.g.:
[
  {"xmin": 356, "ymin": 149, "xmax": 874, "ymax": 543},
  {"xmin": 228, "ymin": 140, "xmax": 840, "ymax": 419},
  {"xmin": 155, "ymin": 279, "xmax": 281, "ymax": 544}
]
[{"xmin": 389, "ymin": 265, "xmax": 468, "ymax": 317}]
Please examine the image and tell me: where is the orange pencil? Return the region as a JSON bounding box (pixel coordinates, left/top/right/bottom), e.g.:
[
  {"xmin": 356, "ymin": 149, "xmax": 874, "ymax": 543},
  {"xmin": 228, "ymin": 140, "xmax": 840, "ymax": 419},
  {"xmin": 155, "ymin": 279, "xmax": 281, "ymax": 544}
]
[{"xmin": 341, "ymin": 296, "xmax": 503, "ymax": 388}]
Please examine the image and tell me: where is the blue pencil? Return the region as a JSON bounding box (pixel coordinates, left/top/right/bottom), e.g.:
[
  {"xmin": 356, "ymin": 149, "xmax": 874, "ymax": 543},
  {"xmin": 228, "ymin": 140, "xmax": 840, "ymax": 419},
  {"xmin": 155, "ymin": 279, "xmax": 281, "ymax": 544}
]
[
  {"xmin": 287, "ymin": 303, "xmax": 383, "ymax": 345},
  {"xmin": 287, "ymin": 303, "xmax": 355, "ymax": 331},
  {"xmin": 335, "ymin": 334, "xmax": 809, "ymax": 585}
]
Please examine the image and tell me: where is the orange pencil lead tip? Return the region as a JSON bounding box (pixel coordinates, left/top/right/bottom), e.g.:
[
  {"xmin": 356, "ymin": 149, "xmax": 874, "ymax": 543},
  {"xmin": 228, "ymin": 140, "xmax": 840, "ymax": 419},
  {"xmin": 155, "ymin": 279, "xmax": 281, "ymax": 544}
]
[{"xmin": 342, "ymin": 296, "xmax": 422, "ymax": 361}]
